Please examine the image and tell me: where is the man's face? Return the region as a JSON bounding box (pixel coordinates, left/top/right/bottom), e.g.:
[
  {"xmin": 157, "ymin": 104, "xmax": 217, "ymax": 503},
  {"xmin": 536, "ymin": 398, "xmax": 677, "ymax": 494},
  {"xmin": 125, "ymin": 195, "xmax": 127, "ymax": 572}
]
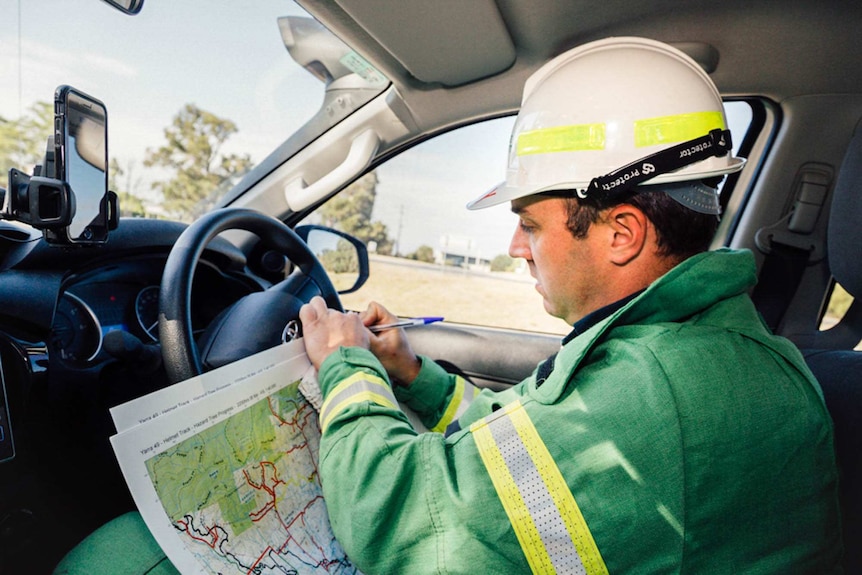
[{"xmin": 508, "ymin": 195, "xmax": 610, "ymax": 325}]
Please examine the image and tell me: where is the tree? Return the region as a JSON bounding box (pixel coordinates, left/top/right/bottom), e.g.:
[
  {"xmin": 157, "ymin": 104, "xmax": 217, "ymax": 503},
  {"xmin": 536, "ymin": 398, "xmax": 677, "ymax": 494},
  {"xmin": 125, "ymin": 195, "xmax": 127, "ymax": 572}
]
[
  {"xmin": 109, "ymin": 158, "xmax": 148, "ymax": 217},
  {"xmin": 319, "ymin": 238, "xmax": 360, "ymax": 274},
  {"xmin": 490, "ymin": 254, "xmax": 516, "ymax": 272},
  {"xmin": 319, "ymin": 171, "xmax": 393, "ymax": 254},
  {"xmin": 0, "ymin": 101, "xmax": 54, "ymax": 188},
  {"xmin": 408, "ymin": 245, "xmax": 435, "ymax": 263},
  {"xmin": 144, "ymin": 104, "xmax": 252, "ymax": 221},
  {"xmin": 0, "ymin": 118, "xmax": 15, "ymax": 190}
]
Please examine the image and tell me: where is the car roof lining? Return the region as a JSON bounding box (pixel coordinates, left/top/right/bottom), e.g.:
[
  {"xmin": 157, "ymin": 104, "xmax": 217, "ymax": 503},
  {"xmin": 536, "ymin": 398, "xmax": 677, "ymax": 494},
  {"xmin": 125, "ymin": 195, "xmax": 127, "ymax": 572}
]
[{"xmin": 300, "ymin": 0, "xmax": 862, "ymax": 135}]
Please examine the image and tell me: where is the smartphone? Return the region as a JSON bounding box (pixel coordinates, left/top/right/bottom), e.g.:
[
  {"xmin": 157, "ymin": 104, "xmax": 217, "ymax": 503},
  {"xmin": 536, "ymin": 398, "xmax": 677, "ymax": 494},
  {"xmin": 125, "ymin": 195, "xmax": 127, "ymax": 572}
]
[{"xmin": 53, "ymin": 85, "xmax": 109, "ymax": 244}]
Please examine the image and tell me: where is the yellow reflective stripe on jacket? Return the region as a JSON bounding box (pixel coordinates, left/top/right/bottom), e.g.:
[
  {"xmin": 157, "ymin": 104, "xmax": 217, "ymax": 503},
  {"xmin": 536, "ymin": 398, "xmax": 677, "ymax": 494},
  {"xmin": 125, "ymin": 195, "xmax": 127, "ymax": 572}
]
[
  {"xmin": 634, "ymin": 111, "xmax": 724, "ymax": 148},
  {"xmin": 430, "ymin": 376, "xmax": 477, "ymax": 433},
  {"xmin": 517, "ymin": 123, "xmax": 607, "ymax": 156},
  {"xmin": 320, "ymin": 372, "xmax": 397, "ymax": 433},
  {"xmin": 471, "ymin": 401, "xmax": 608, "ymax": 575}
]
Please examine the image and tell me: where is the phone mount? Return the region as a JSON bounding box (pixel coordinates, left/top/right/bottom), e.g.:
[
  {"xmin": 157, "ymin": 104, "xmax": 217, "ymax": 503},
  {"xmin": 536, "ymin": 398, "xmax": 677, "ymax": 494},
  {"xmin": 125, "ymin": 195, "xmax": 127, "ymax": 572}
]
[{"xmin": 0, "ymin": 138, "xmax": 119, "ymax": 246}]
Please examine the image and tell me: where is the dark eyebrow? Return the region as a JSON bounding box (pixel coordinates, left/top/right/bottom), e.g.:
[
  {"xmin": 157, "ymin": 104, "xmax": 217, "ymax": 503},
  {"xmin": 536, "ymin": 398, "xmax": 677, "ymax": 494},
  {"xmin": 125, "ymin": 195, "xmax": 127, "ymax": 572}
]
[{"xmin": 511, "ymin": 190, "xmax": 573, "ymax": 215}]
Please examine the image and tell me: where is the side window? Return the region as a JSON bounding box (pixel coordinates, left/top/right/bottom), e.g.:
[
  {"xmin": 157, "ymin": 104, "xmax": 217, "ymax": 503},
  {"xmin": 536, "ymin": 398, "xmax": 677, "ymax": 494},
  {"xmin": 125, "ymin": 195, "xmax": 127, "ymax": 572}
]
[
  {"xmin": 820, "ymin": 283, "xmax": 853, "ymax": 331},
  {"xmin": 717, "ymin": 99, "xmax": 757, "ymax": 198},
  {"xmin": 711, "ymin": 98, "xmax": 769, "ymax": 248},
  {"xmin": 819, "ymin": 282, "xmax": 861, "ymax": 350},
  {"xmin": 329, "ymin": 117, "xmax": 571, "ymax": 335},
  {"xmin": 319, "ymin": 103, "xmax": 757, "ymax": 336},
  {"xmin": 724, "ymin": 101, "xmax": 754, "ymax": 159}
]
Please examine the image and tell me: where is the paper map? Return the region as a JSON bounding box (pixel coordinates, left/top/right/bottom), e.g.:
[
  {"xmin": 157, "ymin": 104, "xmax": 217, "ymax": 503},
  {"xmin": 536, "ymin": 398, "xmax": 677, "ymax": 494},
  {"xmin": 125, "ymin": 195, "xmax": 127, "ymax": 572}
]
[{"xmin": 110, "ymin": 341, "xmax": 360, "ymax": 574}]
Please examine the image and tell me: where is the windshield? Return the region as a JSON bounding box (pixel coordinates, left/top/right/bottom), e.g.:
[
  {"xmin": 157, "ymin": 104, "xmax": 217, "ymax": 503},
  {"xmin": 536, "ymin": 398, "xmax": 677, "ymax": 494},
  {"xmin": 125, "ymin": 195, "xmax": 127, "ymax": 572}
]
[{"xmin": 0, "ymin": 1, "xmax": 387, "ymax": 222}]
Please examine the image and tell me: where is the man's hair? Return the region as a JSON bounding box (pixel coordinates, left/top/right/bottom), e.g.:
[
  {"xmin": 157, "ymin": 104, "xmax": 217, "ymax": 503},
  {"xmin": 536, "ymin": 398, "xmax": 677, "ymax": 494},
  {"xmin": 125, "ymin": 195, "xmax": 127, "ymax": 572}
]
[{"xmin": 559, "ymin": 183, "xmax": 720, "ymax": 261}]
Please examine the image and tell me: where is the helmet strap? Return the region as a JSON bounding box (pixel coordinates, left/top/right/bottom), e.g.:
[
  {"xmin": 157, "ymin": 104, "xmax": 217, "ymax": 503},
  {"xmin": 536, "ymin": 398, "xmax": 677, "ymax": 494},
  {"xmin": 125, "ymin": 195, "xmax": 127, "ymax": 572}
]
[{"xmin": 580, "ymin": 129, "xmax": 732, "ymax": 201}]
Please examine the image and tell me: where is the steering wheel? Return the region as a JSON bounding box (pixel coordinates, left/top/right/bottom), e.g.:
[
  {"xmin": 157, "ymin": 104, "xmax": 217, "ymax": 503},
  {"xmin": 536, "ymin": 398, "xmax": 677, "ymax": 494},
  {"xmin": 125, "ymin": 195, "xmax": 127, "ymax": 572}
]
[{"xmin": 159, "ymin": 208, "xmax": 342, "ymax": 384}]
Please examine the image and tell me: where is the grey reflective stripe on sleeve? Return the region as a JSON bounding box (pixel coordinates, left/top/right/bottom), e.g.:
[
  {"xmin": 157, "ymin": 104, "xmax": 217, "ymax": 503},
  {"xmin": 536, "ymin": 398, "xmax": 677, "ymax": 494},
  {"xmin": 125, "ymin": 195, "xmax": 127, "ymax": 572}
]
[
  {"xmin": 319, "ymin": 371, "xmax": 398, "ymax": 433},
  {"xmin": 453, "ymin": 379, "xmax": 477, "ymax": 420},
  {"xmin": 470, "ymin": 401, "xmax": 608, "ymax": 574},
  {"xmin": 430, "ymin": 376, "xmax": 477, "ymax": 433}
]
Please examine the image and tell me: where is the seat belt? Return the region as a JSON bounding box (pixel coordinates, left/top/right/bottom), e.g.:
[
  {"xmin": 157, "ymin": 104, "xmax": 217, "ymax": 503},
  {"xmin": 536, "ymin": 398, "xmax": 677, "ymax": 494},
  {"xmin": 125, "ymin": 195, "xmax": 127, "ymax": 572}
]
[
  {"xmin": 752, "ymin": 163, "xmax": 831, "ymax": 331},
  {"xmin": 751, "ymin": 242, "xmax": 812, "ymax": 331}
]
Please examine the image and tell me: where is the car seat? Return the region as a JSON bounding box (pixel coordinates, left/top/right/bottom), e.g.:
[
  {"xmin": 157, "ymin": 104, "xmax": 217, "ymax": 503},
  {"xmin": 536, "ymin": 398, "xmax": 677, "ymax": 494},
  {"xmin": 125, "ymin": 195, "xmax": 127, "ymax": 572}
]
[{"xmin": 800, "ymin": 124, "xmax": 862, "ymax": 574}]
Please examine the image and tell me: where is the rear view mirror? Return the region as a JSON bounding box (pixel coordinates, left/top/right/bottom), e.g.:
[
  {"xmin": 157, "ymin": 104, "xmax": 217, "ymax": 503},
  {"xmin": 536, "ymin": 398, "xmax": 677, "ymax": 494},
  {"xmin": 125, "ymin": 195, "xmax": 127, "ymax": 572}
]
[
  {"xmin": 100, "ymin": 0, "xmax": 144, "ymax": 15},
  {"xmin": 295, "ymin": 224, "xmax": 369, "ymax": 294}
]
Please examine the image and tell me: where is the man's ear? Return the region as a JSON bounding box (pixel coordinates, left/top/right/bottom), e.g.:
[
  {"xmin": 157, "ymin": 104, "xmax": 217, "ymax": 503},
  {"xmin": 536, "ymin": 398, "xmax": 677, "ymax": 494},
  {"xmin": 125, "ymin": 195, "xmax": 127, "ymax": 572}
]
[{"xmin": 605, "ymin": 204, "xmax": 649, "ymax": 265}]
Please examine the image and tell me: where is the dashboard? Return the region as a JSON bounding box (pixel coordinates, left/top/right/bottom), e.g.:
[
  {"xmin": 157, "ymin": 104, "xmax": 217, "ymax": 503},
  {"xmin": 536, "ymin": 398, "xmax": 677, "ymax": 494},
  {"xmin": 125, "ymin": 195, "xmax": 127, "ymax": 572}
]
[
  {"xmin": 0, "ymin": 211, "xmax": 350, "ymax": 574},
  {"xmin": 52, "ymin": 257, "xmax": 258, "ymax": 368},
  {"xmin": 0, "ymin": 219, "xmax": 271, "ymax": 440},
  {"xmin": 0, "ymin": 216, "xmax": 277, "ymax": 569}
]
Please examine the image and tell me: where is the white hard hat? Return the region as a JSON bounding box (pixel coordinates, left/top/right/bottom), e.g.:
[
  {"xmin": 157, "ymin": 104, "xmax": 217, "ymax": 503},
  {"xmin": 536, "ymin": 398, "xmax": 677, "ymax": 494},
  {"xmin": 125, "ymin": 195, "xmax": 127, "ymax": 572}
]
[{"xmin": 468, "ymin": 37, "xmax": 745, "ymax": 210}]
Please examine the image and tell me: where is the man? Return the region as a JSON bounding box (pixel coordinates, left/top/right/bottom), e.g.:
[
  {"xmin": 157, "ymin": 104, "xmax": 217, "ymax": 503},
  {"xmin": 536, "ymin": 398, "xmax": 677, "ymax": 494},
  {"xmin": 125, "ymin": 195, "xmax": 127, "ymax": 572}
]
[{"xmin": 300, "ymin": 37, "xmax": 843, "ymax": 573}]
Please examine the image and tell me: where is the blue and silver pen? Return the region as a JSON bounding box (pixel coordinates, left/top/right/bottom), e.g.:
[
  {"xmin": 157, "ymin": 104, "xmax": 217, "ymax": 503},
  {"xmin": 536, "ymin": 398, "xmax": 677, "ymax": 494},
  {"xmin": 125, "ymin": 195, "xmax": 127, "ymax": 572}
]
[{"xmin": 369, "ymin": 316, "xmax": 444, "ymax": 333}]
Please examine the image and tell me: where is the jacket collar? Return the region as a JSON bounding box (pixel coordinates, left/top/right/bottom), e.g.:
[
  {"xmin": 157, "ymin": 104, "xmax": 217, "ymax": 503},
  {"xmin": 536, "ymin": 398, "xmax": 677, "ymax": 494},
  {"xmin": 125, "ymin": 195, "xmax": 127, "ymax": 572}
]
[
  {"xmin": 563, "ymin": 289, "xmax": 643, "ymax": 345},
  {"xmin": 531, "ymin": 249, "xmax": 757, "ymax": 404}
]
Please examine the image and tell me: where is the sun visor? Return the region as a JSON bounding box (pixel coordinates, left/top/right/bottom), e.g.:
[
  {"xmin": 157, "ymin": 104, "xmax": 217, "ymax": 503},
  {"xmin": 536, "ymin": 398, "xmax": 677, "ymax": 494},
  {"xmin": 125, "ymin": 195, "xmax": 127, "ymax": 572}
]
[{"xmin": 334, "ymin": 0, "xmax": 515, "ymax": 86}]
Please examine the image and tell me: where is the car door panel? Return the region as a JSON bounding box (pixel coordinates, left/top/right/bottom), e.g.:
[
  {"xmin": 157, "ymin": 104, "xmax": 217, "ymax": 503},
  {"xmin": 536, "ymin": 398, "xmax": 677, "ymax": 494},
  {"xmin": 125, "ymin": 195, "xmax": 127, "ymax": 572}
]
[{"xmin": 407, "ymin": 323, "xmax": 560, "ymax": 390}]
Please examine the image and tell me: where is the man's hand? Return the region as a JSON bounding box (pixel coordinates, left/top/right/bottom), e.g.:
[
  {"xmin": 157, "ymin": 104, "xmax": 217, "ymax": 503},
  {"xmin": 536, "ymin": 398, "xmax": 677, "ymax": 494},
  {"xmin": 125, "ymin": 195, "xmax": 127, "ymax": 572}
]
[
  {"xmin": 299, "ymin": 296, "xmax": 370, "ymax": 370},
  {"xmin": 299, "ymin": 297, "xmax": 422, "ymax": 385},
  {"xmin": 360, "ymin": 301, "xmax": 422, "ymax": 386}
]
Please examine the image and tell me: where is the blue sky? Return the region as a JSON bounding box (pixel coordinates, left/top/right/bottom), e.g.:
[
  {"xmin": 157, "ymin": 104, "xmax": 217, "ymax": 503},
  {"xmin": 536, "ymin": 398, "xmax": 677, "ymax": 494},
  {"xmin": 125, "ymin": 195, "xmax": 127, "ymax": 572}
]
[
  {"xmin": 0, "ymin": 0, "xmax": 319, "ymax": 175},
  {"xmin": 0, "ymin": 0, "xmax": 518, "ymax": 256}
]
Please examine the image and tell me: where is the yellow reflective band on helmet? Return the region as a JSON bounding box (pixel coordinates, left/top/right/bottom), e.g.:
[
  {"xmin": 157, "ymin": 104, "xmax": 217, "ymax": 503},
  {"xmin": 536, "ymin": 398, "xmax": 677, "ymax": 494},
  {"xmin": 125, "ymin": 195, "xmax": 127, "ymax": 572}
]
[
  {"xmin": 320, "ymin": 372, "xmax": 398, "ymax": 433},
  {"xmin": 634, "ymin": 111, "xmax": 725, "ymax": 148},
  {"xmin": 471, "ymin": 401, "xmax": 608, "ymax": 575},
  {"xmin": 516, "ymin": 123, "xmax": 607, "ymax": 156},
  {"xmin": 430, "ymin": 376, "xmax": 477, "ymax": 433}
]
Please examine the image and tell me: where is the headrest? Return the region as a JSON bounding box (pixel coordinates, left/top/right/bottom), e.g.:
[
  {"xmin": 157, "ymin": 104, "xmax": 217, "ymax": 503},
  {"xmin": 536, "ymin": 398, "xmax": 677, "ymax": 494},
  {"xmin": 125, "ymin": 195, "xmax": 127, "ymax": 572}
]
[{"xmin": 828, "ymin": 123, "xmax": 862, "ymax": 298}]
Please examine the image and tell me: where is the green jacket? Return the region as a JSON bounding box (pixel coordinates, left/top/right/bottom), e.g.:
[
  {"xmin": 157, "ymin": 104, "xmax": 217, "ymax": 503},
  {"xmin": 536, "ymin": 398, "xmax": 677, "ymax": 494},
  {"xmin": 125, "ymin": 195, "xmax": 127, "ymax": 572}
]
[{"xmin": 317, "ymin": 249, "xmax": 843, "ymax": 574}]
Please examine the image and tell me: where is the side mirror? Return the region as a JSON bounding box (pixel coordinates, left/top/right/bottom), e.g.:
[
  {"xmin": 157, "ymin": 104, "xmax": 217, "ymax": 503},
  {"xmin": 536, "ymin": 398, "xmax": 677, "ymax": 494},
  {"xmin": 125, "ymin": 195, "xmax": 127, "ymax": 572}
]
[{"xmin": 295, "ymin": 224, "xmax": 369, "ymax": 294}]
